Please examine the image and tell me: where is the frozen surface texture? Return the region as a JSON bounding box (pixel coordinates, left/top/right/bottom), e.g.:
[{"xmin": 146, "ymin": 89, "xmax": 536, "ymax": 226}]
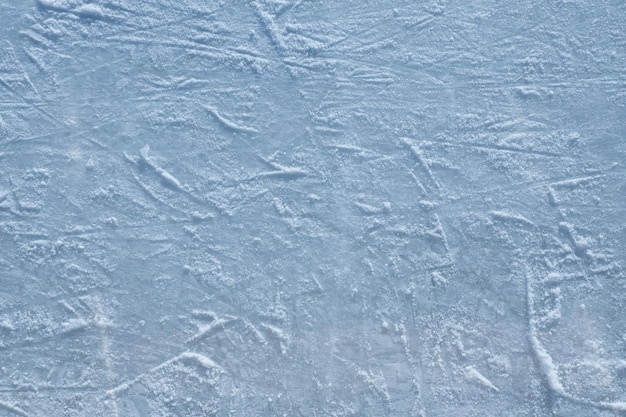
[{"xmin": 0, "ymin": 0, "xmax": 625, "ymax": 416}]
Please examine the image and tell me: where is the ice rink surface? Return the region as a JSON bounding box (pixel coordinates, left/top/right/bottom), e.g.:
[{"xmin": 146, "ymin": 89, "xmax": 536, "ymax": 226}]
[{"xmin": 0, "ymin": 0, "xmax": 625, "ymax": 415}]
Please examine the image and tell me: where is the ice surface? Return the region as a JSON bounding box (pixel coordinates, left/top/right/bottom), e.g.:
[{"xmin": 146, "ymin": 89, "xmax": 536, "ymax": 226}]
[{"xmin": 0, "ymin": 0, "xmax": 625, "ymax": 416}]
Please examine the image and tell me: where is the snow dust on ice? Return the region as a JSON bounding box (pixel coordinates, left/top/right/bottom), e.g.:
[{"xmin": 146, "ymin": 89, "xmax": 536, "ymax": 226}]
[{"xmin": 0, "ymin": 0, "xmax": 625, "ymax": 415}]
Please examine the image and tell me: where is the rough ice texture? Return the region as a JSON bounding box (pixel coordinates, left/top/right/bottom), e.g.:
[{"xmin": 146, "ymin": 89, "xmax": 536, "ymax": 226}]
[{"xmin": 0, "ymin": 0, "xmax": 625, "ymax": 416}]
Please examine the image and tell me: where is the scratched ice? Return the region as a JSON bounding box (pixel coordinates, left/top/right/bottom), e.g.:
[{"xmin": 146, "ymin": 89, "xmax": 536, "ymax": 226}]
[{"xmin": 0, "ymin": 1, "xmax": 625, "ymax": 416}]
